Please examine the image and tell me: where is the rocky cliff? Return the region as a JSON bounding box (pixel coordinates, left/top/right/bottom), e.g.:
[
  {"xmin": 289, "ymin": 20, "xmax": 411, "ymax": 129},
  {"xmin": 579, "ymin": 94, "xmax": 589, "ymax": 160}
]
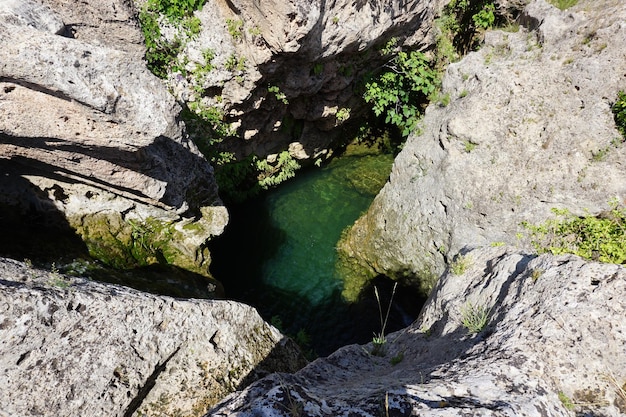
[
  {"xmin": 0, "ymin": 0, "xmax": 227, "ymax": 279},
  {"xmin": 211, "ymin": 246, "xmax": 626, "ymax": 416},
  {"xmin": 0, "ymin": 257, "xmax": 306, "ymax": 417},
  {"xmin": 339, "ymin": 0, "xmax": 626, "ymax": 298},
  {"xmin": 151, "ymin": 0, "xmax": 447, "ymax": 163}
]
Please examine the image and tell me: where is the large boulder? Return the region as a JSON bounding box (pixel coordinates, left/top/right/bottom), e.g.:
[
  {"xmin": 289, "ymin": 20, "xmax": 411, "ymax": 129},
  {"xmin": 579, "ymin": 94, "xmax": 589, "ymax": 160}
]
[
  {"xmin": 338, "ymin": 0, "xmax": 626, "ymax": 298},
  {"xmin": 0, "ymin": 257, "xmax": 306, "ymax": 417},
  {"xmin": 0, "ymin": 0, "xmax": 228, "ymax": 279},
  {"xmin": 210, "ymin": 246, "xmax": 626, "ymax": 416}
]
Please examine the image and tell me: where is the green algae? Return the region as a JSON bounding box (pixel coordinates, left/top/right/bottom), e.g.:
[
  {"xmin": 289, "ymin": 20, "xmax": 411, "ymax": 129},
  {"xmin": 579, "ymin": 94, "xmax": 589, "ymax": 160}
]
[{"xmin": 71, "ymin": 213, "xmax": 215, "ymax": 278}]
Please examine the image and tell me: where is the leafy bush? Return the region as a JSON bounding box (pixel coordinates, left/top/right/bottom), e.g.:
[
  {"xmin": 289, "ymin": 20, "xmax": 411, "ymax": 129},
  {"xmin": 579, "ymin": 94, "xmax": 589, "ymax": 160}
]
[
  {"xmin": 472, "ymin": 3, "xmax": 496, "ymax": 29},
  {"xmin": 364, "ymin": 41, "xmax": 439, "ymax": 136},
  {"xmin": 523, "ymin": 201, "xmax": 626, "ymax": 264},
  {"xmin": 336, "ymin": 107, "xmax": 351, "ymax": 123},
  {"xmin": 558, "ymin": 391, "xmax": 575, "ymax": 410},
  {"xmin": 268, "ymin": 85, "xmax": 289, "ymax": 104},
  {"xmin": 139, "ymin": 0, "xmax": 206, "ymax": 78},
  {"xmin": 437, "ymin": 0, "xmax": 503, "ymax": 59},
  {"xmin": 224, "ymin": 53, "xmax": 246, "ymax": 72},
  {"xmin": 147, "ymin": 0, "xmax": 206, "ymax": 19},
  {"xmin": 613, "ymin": 91, "xmax": 626, "ymax": 139},
  {"xmin": 256, "ymin": 151, "xmax": 301, "ymax": 189}
]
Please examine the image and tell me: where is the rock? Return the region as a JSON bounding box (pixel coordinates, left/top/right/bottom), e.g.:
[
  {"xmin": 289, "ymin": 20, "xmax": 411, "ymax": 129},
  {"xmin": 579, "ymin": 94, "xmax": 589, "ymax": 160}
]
[
  {"xmin": 338, "ymin": 0, "xmax": 626, "ymax": 298},
  {"xmin": 0, "ymin": 257, "xmax": 307, "ymax": 417},
  {"xmin": 0, "ymin": 0, "xmax": 228, "ymax": 278},
  {"xmin": 210, "ymin": 246, "xmax": 626, "ymax": 416},
  {"xmin": 157, "ymin": 0, "xmax": 448, "ymax": 162}
]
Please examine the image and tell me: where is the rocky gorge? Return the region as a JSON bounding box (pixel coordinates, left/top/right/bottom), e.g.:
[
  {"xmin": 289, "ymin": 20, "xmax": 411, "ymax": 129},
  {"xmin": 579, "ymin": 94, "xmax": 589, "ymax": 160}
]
[{"xmin": 1, "ymin": 0, "xmax": 626, "ymax": 416}]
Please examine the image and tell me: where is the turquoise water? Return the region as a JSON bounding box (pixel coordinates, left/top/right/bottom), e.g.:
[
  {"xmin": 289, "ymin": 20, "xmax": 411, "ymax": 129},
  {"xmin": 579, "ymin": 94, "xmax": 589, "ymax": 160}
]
[{"xmin": 210, "ymin": 154, "xmax": 423, "ymax": 356}]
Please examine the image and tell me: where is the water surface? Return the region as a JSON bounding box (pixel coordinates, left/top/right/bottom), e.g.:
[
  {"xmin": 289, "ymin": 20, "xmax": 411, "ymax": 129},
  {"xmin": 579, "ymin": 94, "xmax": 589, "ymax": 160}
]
[{"xmin": 210, "ymin": 153, "xmax": 423, "ymax": 356}]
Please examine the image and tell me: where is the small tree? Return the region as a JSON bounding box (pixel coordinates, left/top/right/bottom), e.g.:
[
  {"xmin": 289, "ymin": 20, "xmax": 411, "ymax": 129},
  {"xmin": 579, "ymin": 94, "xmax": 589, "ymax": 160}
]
[{"xmin": 364, "ymin": 45, "xmax": 439, "ymax": 137}]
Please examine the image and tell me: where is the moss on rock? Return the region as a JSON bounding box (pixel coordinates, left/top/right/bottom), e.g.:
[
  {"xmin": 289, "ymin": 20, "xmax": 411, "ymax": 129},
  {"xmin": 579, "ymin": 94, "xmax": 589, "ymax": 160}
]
[{"xmin": 70, "ymin": 212, "xmax": 217, "ymax": 278}]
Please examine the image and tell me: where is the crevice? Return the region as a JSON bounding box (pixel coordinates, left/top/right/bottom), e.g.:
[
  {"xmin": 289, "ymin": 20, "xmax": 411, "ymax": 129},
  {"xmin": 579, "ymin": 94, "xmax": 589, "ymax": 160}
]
[
  {"xmin": 122, "ymin": 345, "xmax": 181, "ymax": 417},
  {"xmin": 209, "ymin": 330, "xmax": 219, "ymax": 350},
  {"xmin": 16, "ymin": 351, "xmax": 30, "ymax": 365}
]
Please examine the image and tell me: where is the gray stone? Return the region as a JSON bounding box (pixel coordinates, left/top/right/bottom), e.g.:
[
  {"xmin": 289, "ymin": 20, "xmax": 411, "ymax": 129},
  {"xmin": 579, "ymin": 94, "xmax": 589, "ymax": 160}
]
[
  {"xmin": 0, "ymin": 257, "xmax": 306, "ymax": 417},
  {"xmin": 210, "ymin": 247, "xmax": 626, "ymax": 416},
  {"xmin": 0, "ymin": 0, "xmax": 65, "ymax": 34},
  {"xmin": 0, "ymin": 0, "xmax": 227, "ymax": 276},
  {"xmin": 338, "ymin": 0, "xmax": 626, "ymax": 297}
]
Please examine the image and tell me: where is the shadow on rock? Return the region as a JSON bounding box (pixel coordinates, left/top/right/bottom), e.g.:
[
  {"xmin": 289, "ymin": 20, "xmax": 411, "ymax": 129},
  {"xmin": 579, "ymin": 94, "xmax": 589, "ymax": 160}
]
[{"xmin": 0, "ymin": 158, "xmax": 223, "ymax": 299}]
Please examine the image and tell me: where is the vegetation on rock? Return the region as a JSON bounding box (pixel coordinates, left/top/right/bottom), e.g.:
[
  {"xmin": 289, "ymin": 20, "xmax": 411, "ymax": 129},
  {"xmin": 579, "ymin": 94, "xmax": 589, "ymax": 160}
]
[
  {"xmin": 523, "ymin": 200, "xmax": 626, "ymax": 264},
  {"xmin": 363, "ymin": 0, "xmax": 509, "ymax": 139},
  {"xmin": 436, "ymin": 0, "xmax": 503, "ymax": 60},
  {"xmin": 548, "ymin": 0, "xmax": 579, "ymax": 10},
  {"xmin": 460, "ymin": 301, "xmax": 491, "ymax": 334},
  {"xmin": 371, "ymin": 283, "xmax": 397, "ymax": 356},
  {"xmin": 138, "ymin": 0, "xmax": 205, "ymax": 78},
  {"xmin": 364, "ymin": 38, "xmax": 439, "ymax": 137},
  {"xmin": 613, "ymin": 90, "xmax": 626, "ymax": 139}
]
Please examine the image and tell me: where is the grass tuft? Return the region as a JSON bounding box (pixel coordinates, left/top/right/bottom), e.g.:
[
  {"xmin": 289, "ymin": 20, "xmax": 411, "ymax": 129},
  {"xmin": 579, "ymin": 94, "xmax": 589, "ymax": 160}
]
[
  {"xmin": 460, "ymin": 301, "xmax": 491, "ymax": 334},
  {"xmin": 371, "ymin": 282, "xmax": 398, "ymax": 356}
]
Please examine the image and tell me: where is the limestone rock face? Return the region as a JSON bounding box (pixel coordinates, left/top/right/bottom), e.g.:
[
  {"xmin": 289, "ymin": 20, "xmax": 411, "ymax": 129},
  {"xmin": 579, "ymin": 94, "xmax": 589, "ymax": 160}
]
[
  {"xmin": 338, "ymin": 0, "xmax": 626, "ymax": 295},
  {"xmin": 160, "ymin": 0, "xmax": 447, "ymax": 162},
  {"xmin": 210, "ymin": 247, "xmax": 626, "ymax": 416},
  {"xmin": 0, "ymin": 0, "xmax": 227, "ymax": 277},
  {"xmin": 0, "ymin": 258, "xmax": 306, "ymax": 417}
]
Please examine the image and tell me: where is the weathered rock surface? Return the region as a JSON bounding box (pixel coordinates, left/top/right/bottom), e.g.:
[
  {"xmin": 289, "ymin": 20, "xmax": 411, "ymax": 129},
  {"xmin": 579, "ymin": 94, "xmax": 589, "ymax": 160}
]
[
  {"xmin": 0, "ymin": 257, "xmax": 306, "ymax": 417},
  {"xmin": 0, "ymin": 0, "xmax": 228, "ymax": 277},
  {"xmin": 159, "ymin": 0, "xmax": 447, "ymax": 162},
  {"xmin": 210, "ymin": 246, "xmax": 626, "ymax": 416},
  {"xmin": 339, "ymin": 0, "xmax": 626, "ymax": 297}
]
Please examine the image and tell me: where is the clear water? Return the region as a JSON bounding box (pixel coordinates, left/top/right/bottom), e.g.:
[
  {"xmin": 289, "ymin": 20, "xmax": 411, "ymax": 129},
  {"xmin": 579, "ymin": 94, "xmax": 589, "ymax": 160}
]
[{"xmin": 210, "ymin": 154, "xmax": 424, "ymax": 356}]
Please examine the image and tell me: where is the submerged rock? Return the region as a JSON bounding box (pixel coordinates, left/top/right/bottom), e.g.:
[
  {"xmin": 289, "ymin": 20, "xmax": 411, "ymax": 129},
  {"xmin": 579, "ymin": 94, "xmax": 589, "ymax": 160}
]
[
  {"xmin": 0, "ymin": 0, "xmax": 227, "ymax": 278},
  {"xmin": 0, "ymin": 257, "xmax": 307, "ymax": 416},
  {"xmin": 338, "ymin": 0, "xmax": 626, "ymax": 298},
  {"xmin": 210, "ymin": 246, "xmax": 626, "ymax": 416}
]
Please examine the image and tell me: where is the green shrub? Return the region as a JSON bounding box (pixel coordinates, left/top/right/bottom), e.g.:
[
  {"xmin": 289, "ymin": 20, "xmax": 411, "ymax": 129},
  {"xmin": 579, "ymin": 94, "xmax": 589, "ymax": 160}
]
[
  {"xmin": 268, "ymin": 85, "xmax": 289, "ymax": 104},
  {"xmin": 364, "ymin": 45, "xmax": 439, "ymax": 136},
  {"xmin": 472, "ymin": 3, "xmax": 496, "ymax": 29},
  {"xmin": 311, "ymin": 62, "xmax": 324, "ymax": 76},
  {"xmin": 450, "ymin": 254, "xmax": 471, "ymax": 275},
  {"xmin": 256, "ymin": 151, "xmax": 301, "ymax": 189},
  {"xmin": 224, "ymin": 54, "xmax": 246, "ymax": 72},
  {"xmin": 138, "ymin": 0, "xmax": 206, "ymax": 78},
  {"xmin": 613, "ymin": 91, "xmax": 626, "ymax": 139},
  {"xmin": 523, "ymin": 201, "xmax": 626, "ymax": 264},
  {"xmin": 226, "ymin": 19, "xmax": 243, "ymax": 41},
  {"xmin": 336, "ymin": 107, "xmax": 351, "ymax": 122},
  {"xmin": 438, "ymin": 0, "xmax": 502, "ymax": 57},
  {"xmin": 548, "ymin": 0, "xmax": 579, "ymax": 10},
  {"xmin": 558, "ymin": 391, "xmax": 575, "ymax": 410},
  {"xmin": 147, "ymin": 0, "xmax": 206, "ymax": 19}
]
